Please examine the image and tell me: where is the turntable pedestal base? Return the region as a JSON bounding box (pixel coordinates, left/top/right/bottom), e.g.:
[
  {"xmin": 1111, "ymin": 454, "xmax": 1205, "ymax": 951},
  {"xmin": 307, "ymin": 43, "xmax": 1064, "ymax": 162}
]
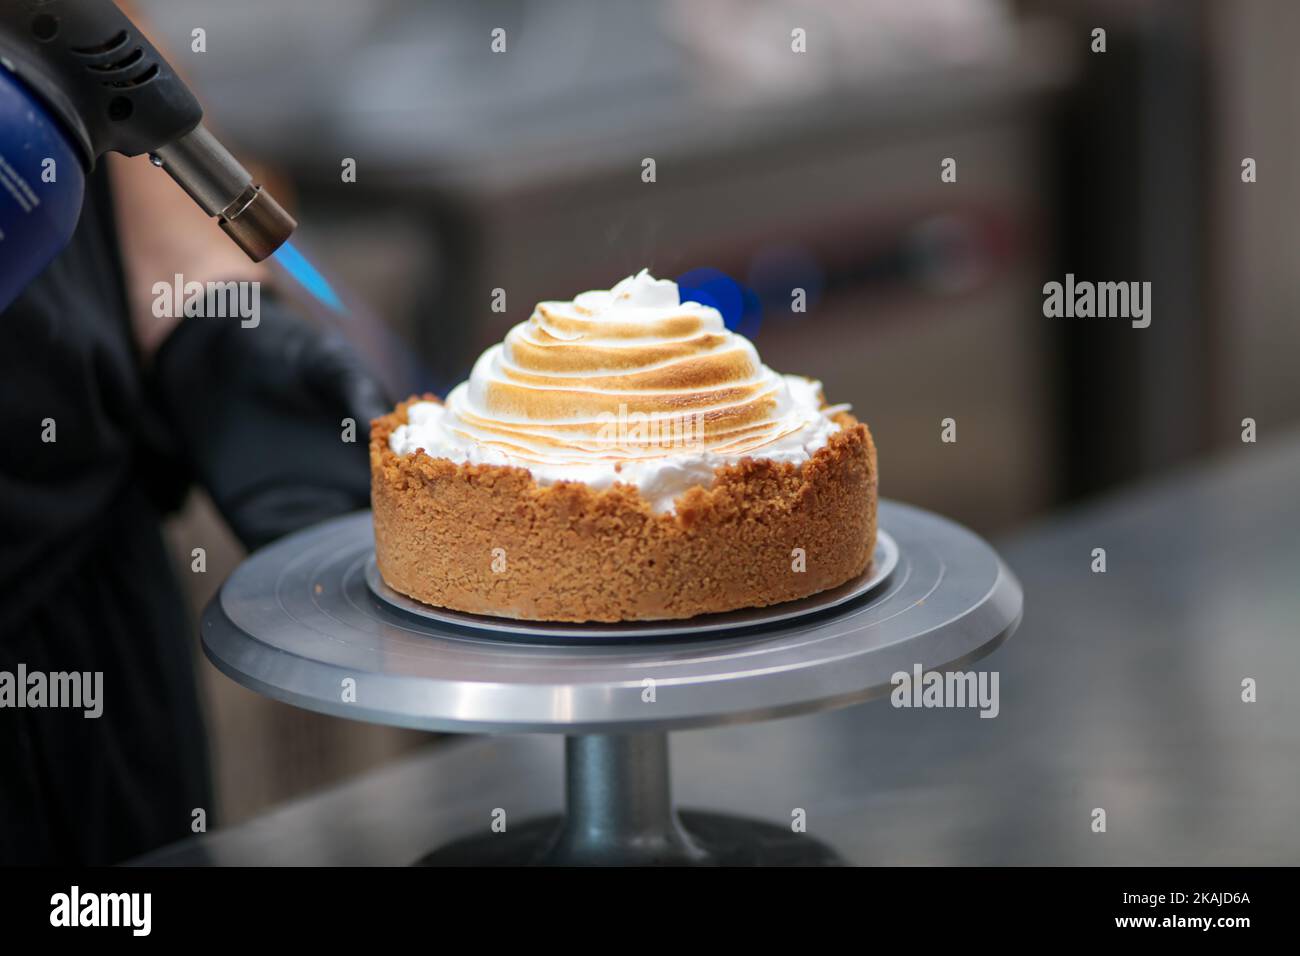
[{"xmin": 417, "ymin": 733, "xmax": 843, "ymax": 866}]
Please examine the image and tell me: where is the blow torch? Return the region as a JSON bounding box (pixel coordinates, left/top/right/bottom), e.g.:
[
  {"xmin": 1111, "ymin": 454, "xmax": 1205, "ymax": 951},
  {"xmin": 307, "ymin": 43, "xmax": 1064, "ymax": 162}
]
[{"xmin": 0, "ymin": 0, "xmax": 296, "ymax": 311}]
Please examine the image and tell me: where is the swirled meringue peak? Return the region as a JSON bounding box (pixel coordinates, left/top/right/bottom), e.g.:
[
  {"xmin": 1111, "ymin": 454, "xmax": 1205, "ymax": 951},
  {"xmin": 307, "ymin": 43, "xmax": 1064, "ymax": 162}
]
[{"xmin": 390, "ymin": 270, "xmax": 849, "ymax": 511}]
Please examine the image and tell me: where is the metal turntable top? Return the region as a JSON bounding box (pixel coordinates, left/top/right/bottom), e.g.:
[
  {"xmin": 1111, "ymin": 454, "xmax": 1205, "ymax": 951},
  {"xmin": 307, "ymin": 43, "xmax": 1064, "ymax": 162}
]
[{"xmin": 201, "ymin": 500, "xmax": 1021, "ymax": 734}]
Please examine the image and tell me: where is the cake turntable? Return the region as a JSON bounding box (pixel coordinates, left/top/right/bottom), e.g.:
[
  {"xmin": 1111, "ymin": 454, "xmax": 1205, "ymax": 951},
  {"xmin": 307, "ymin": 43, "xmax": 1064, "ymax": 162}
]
[{"xmin": 201, "ymin": 499, "xmax": 1022, "ymax": 865}]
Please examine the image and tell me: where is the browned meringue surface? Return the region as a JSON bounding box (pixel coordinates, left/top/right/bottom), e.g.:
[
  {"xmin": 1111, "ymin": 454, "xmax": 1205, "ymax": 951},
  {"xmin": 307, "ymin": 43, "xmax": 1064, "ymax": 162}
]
[{"xmin": 388, "ymin": 270, "xmax": 847, "ymax": 511}]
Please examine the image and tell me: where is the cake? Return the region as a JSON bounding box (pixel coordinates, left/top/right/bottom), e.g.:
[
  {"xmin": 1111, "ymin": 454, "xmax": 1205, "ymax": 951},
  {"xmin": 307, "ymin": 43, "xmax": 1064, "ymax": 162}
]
[{"xmin": 370, "ymin": 270, "xmax": 877, "ymax": 622}]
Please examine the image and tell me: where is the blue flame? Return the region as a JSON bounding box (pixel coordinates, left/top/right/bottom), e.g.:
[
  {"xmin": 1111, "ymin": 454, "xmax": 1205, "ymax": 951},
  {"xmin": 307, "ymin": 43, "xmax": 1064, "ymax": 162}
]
[{"xmin": 273, "ymin": 240, "xmax": 344, "ymax": 313}]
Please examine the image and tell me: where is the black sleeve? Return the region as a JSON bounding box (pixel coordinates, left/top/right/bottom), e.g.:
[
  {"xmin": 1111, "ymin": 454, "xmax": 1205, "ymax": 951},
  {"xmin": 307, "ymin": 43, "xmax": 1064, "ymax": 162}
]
[{"xmin": 149, "ymin": 296, "xmax": 389, "ymax": 551}]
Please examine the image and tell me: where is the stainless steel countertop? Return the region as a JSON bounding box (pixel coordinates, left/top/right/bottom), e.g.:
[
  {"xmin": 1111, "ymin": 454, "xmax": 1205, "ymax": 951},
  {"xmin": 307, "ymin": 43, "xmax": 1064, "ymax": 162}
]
[{"xmin": 141, "ymin": 435, "xmax": 1300, "ymax": 865}]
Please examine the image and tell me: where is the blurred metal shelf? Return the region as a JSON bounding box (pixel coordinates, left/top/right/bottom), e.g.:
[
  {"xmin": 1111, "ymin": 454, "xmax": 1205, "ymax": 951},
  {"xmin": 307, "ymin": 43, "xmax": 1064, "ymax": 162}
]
[{"xmin": 141, "ymin": 2, "xmax": 1071, "ymax": 197}]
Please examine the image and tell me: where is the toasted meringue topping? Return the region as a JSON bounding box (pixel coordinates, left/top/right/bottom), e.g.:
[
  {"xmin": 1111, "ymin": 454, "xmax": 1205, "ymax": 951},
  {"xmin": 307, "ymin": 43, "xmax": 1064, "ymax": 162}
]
[{"xmin": 390, "ymin": 270, "xmax": 848, "ymax": 511}]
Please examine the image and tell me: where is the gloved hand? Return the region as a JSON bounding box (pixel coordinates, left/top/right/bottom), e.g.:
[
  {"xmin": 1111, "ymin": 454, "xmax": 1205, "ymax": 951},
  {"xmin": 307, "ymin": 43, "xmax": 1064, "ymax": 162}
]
[{"xmin": 150, "ymin": 293, "xmax": 390, "ymax": 550}]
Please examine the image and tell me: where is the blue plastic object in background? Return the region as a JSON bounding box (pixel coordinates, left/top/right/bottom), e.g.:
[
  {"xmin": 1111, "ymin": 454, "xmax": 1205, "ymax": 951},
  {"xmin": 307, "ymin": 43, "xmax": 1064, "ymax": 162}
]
[
  {"xmin": 676, "ymin": 267, "xmax": 763, "ymax": 339},
  {"xmin": 0, "ymin": 69, "xmax": 85, "ymax": 314}
]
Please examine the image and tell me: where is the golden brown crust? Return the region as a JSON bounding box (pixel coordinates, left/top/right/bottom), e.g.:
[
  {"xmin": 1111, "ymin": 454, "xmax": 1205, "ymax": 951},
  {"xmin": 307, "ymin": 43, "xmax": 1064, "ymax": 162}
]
[{"xmin": 370, "ymin": 395, "xmax": 877, "ymax": 622}]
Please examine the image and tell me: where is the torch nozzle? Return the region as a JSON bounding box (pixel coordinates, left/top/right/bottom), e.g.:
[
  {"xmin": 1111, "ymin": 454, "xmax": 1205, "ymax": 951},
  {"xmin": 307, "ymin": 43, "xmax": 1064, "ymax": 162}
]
[{"xmin": 151, "ymin": 123, "xmax": 296, "ymax": 262}]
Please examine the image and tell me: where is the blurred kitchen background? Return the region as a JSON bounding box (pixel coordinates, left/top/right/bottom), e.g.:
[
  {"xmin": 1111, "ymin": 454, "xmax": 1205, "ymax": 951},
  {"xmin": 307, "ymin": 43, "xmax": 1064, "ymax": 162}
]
[{"xmin": 130, "ymin": 0, "xmax": 1300, "ymax": 824}]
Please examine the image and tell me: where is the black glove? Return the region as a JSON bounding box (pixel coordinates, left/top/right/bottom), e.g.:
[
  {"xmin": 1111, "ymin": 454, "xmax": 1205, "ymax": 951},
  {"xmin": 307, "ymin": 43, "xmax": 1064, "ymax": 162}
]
[{"xmin": 151, "ymin": 294, "xmax": 390, "ymax": 551}]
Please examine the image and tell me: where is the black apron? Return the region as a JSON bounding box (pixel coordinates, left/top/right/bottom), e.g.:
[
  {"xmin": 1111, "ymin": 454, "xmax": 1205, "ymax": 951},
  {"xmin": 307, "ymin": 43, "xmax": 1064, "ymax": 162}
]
[{"xmin": 0, "ymin": 165, "xmax": 211, "ymax": 865}]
